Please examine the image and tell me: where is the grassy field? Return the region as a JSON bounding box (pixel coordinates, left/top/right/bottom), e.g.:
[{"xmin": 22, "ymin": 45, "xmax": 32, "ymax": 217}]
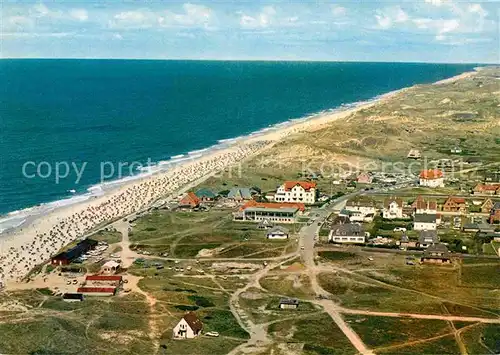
[
  {"xmin": 356, "ymin": 263, "xmax": 500, "ymax": 315},
  {"xmin": 377, "ymin": 334, "xmax": 460, "ymax": 355},
  {"xmin": 91, "ymin": 228, "xmax": 123, "ymax": 244},
  {"xmin": 158, "ymin": 337, "xmax": 244, "ymax": 355},
  {"xmin": 268, "ymin": 313, "xmax": 357, "ymax": 354},
  {"xmin": 260, "ymin": 273, "xmax": 315, "ymax": 299},
  {"xmin": 129, "ymin": 209, "xmax": 295, "ymax": 259},
  {"xmin": 318, "ymin": 272, "xmax": 445, "ymax": 315},
  {"xmin": 239, "ymin": 291, "xmax": 320, "ymax": 324},
  {"xmin": 460, "ymin": 324, "xmax": 500, "ymax": 354},
  {"xmin": 0, "ymin": 292, "xmax": 154, "ymax": 355},
  {"xmin": 316, "ymin": 245, "xmax": 499, "ymax": 317},
  {"xmin": 344, "ymin": 315, "xmax": 450, "ymax": 348}
]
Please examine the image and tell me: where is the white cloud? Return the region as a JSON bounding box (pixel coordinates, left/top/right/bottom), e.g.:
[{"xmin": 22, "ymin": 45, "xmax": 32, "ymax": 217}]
[
  {"xmin": 424, "ymin": 0, "xmax": 452, "ymax": 7},
  {"xmin": 69, "ymin": 9, "xmax": 88, "ymax": 22},
  {"xmin": 239, "ymin": 5, "xmax": 301, "ymax": 29},
  {"xmin": 375, "ymin": 6, "xmax": 408, "ymax": 29},
  {"xmin": 437, "ymin": 18, "xmax": 460, "ymax": 35},
  {"xmin": 168, "ymin": 3, "xmax": 213, "ymax": 26},
  {"xmin": 111, "ymin": 9, "xmax": 159, "ymax": 29},
  {"xmin": 30, "ymin": 3, "xmax": 64, "ymax": 19},
  {"xmin": 31, "ymin": 3, "xmax": 50, "ymax": 18},
  {"xmin": 468, "ymin": 4, "xmax": 487, "ymax": 17},
  {"xmin": 375, "ymin": 14, "xmax": 392, "ymax": 29},
  {"xmin": 332, "ymin": 6, "xmax": 347, "ymax": 17},
  {"xmin": 5, "ymin": 15, "xmax": 35, "ymax": 31},
  {"xmin": 1, "ymin": 31, "xmax": 75, "ymax": 38},
  {"xmin": 412, "ymin": 18, "xmax": 432, "ymax": 29}
]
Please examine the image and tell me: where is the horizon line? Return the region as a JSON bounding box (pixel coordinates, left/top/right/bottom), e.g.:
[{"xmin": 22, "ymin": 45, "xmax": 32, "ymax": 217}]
[{"xmin": 0, "ymin": 57, "xmax": 497, "ymax": 65}]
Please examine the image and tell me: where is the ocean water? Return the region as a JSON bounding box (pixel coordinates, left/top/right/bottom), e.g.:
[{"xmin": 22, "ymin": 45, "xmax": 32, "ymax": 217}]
[{"xmin": 0, "ymin": 60, "xmax": 477, "ymax": 230}]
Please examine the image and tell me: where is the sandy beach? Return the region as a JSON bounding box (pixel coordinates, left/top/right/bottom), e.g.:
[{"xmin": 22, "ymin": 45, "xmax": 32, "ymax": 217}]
[{"xmin": 0, "ymin": 69, "xmax": 476, "ymax": 285}]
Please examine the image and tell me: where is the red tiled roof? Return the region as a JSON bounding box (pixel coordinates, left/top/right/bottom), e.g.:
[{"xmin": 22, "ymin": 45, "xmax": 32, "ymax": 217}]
[
  {"xmin": 474, "ymin": 184, "xmax": 500, "ymax": 191},
  {"xmin": 77, "ymin": 287, "xmax": 116, "ymax": 293},
  {"xmin": 240, "ymin": 200, "xmax": 305, "ymax": 212},
  {"xmin": 283, "ymin": 181, "xmax": 317, "ymax": 191},
  {"xmin": 419, "ymin": 169, "xmax": 444, "ymax": 179},
  {"xmin": 180, "ymin": 192, "xmax": 201, "ymax": 206},
  {"xmin": 416, "ymin": 200, "xmax": 437, "ymax": 210},
  {"xmin": 445, "ymin": 196, "xmax": 466, "ymax": 204},
  {"xmin": 86, "ymin": 275, "xmax": 122, "ymax": 281}
]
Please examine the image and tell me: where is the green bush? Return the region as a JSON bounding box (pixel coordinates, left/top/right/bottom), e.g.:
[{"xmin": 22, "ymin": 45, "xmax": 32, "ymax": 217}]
[{"xmin": 188, "ymin": 295, "xmax": 215, "ymax": 308}]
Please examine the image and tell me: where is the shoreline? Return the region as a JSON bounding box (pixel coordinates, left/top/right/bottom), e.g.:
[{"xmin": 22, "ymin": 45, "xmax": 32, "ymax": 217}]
[
  {"xmin": 0, "ymin": 68, "xmax": 479, "ymax": 284},
  {"xmin": 0, "ymin": 93, "xmax": 386, "ymax": 235}
]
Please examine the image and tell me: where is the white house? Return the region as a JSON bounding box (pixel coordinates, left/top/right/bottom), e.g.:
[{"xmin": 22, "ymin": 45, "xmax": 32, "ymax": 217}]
[
  {"xmin": 344, "ymin": 199, "xmax": 376, "ymax": 222},
  {"xmin": 172, "ymin": 312, "xmax": 203, "ymax": 339},
  {"xmin": 101, "ymin": 260, "xmax": 120, "ymax": 275},
  {"xmin": 414, "ymin": 214, "xmax": 437, "ymax": 231},
  {"xmin": 275, "ymin": 181, "xmax": 317, "ymax": 204},
  {"xmin": 383, "ymin": 197, "xmax": 403, "ymax": 219},
  {"xmin": 266, "ymin": 226, "xmax": 290, "ymax": 240},
  {"xmin": 328, "ymin": 223, "xmax": 365, "ymax": 243},
  {"xmin": 419, "ymin": 169, "xmax": 444, "ymax": 188}
]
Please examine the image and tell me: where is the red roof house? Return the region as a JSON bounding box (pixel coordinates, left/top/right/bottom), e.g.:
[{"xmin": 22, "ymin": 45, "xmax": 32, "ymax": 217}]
[
  {"xmin": 85, "ymin": 275, "xmax": 123, "ymax": 282},
  {"xmin": 283, "ymin": 181, "xmax": 317, "ymax": 191},
  {"xmin": 473, "ymin": 184, "xmax": 500, "ymax": 195},
  {"xmin": 442, "ymin": 196, "xmax": 467, "ymax": 213},
  {"xmin": 419, "ymin": 169, "xmax": 444, "ymax": 188},
  {"xmin": 179, "ymin": 192, "xmax": 201, "ymax": 208},
  {"xmin": 85, "ymin": 275, "xmax": 123, "ymax": 287},
  {"xmin": 419, "ymin": 169, "xmax": 444, "ymax": 179},
  {"xmin": 77, "ymin": 287, "xmax": 116, "ymax": 296},
  {"xmin": 356, "ymin": 173, "xmax": 373, "ymax": 184}
]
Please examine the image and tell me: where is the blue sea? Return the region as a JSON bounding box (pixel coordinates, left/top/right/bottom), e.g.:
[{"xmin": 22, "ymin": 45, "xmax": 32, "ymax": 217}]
[{"xmin": 0, "ymin": 60, "xmax": 478, "ymax": 231}]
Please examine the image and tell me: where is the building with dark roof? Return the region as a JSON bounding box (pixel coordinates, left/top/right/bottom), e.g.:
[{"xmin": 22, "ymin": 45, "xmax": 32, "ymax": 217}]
[
  {"xmin": 51, "ymin": 239, "xmax": 98, "ymax": 266},
  {"xmin": 173, "ymin": 312, "xmax": 203, "ymax": 339},
  {"xmin": 418, "ymin": 230, "xmax": 439, "ymax": 248},
  {"xmin": 421, "ymin": 243, "xmax": 451, "ymax": 264},
  {"xmin": 279, "ymin": 298, "xmax": 299, "ymax": 309},
  {"xmin": 266, "ymin": 226, "xmax": 290, "ymax": 239},
  {"xmin": 195, "ymin": 188, "xmax": 217, "ymax": 202},
  {"xmin": 328, "ymin": 223, "xmax": 365, "ymax": 244},
  {"xmin": 62, "ymin": 293, "xmax": 84, "ymax": 302}
]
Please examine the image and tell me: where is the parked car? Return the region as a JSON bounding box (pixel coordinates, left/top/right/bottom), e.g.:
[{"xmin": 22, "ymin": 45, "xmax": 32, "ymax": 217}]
[{"xmin": 393, "ymin": 227, "xmax": 407, "ymax": 232}]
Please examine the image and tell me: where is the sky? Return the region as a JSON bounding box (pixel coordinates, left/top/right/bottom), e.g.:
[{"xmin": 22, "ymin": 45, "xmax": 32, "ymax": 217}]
[{"xmin": 0, "ymin": 0, "xmax": 499, "ymax": 63}]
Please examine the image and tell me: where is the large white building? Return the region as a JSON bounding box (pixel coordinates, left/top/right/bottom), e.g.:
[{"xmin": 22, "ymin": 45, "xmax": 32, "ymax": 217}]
[
  {"xmin": 233, "ymin": 201, "xmax": 305, "ymax": 224},
  {"xmin": 274, "ymin": 181, "xmax": 317, "ymax": 204},
  {"xmin": 419, "ymin": 169, "xmax": 444, "ymax": 188}
]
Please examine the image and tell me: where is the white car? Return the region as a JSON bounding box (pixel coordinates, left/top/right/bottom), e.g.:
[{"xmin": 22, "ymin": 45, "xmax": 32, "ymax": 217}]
[
  {"xmin": 393, "ymin": 227, "xmax": 407, "ymax": 232},
  {"xmin": 205, "ymin": 331, "xmax": 219, "ymax": 337}
]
